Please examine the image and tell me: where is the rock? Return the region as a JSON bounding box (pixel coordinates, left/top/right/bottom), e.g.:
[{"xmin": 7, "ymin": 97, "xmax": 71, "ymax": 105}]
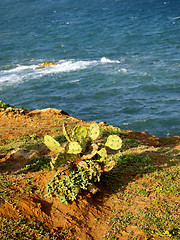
[
  {"xmin": 1, "ymin": 148, "xmax": 39, "ymax": 163},
  {"xmin": 40, "ymin": 108, "xmax": 69, "ymax": 115},
  {"xmin": 98, "ymin": 121, "xmax": 108, "ymax": 126},
  {"xmin": 38, "ymin": 61, "xmax": 57, "ymax": 69},
  {"xmin": 2, "ymin": 107, "xmax": 26, "ymax": 115},
  {"xmin": 3, "ymin": 107, "xmax": 14, "ymax": 114},
  {"xmin": 27, "ymin": 108, "xmax": 69, "ymax": 116},
  {"xmin": 12, "ymin": 148, "xmax": 39, "ymax": 161}
]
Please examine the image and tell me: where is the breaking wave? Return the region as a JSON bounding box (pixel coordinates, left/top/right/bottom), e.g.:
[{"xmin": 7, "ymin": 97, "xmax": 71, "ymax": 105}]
[{"xmin": 0, "ymin": 58, "xmax": 121, "ymax": 85}]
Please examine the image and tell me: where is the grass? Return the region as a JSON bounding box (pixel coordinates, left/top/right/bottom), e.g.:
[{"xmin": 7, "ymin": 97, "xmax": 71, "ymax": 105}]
[
  {"xmin": 101, "ymin": 131, "xmax": 180, "ymax": 240},
  {"xmin": 0, "ymin": 173, "xmax": 35, "ymax": 207},
  {"xmin": 159, "ymin": 137, "xmax": 177, "ymax": 146},
  {"xmin": 141, "ymin": 201, "xmax": 180, "ymax": 239},
  {"xmin": 121, "ymin": 138, "xmax": 143, "ymax": 151},
  {"xmin": 18, "ymin": 156, "xmax": 52, "ymax": 174},
  {"xmin": 0, "ymin": 136, "xmax": 44, "ymax": 153},
  {"xmin": 104, "ymin": 163, "xmax": 180, "ymax": 240},
  {"xmin": 0, "ymin": 216, "xmax": 75, "ymax": 240},
  {"xmin": 99, "ymin": 125, "xmax": 122, "ymax": 137}
]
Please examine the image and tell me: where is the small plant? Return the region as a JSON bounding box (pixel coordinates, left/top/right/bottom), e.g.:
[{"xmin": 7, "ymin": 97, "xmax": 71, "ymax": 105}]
[
  {"xmin": 46, "ymin": 160, "xmax": 101, "ymax": 204},
  {"xmin": 44, "ymin": 122, "xmax": 122, "ymax": 203},
  {"xmin": 18, "ymin": 157, "xmax": 51, "ymax": 174},
  {"xmin": 0, "ymin": 100, "xmax": 15, "ymax": 110},
  {"xmin": 0, "ymin": 100, "xmax": 26, "ymax": 111},
  {"xmin": 121, "ymin": 139, "xmax": 142, "ymax": 150}
]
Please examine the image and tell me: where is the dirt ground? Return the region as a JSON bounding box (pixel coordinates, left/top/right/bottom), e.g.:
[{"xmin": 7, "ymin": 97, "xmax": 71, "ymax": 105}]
[{"xmin": 0, "ymin": 108, "xmax": 180, "ymax": 240}]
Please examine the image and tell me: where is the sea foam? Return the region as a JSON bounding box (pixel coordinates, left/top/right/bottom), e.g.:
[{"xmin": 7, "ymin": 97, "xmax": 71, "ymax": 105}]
[
  {"xmin": 100, "ymin": 57, "xmax": 121, "ymax": 64},
  {"xmin": 0, "ymin": 58, "xmax": 120, "ymax": 84}
]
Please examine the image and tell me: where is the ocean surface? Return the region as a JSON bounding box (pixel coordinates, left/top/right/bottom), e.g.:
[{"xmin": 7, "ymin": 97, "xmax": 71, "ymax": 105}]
[{"xmin": 0, "ymin": 0, "xmax": 180, "ymax": 137}]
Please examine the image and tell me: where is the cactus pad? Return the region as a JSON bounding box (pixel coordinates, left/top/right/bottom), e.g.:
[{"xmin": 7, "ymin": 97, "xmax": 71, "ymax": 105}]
[
  {"xmin": 63, "ymin": 123, "xmax": 71, "ymax": 142},
  {"xmin": 72, "ymin": 125, "xmax": 87, "ymax": 142},
  {"xmin": 68, "ymin": 141, "xmax": 82, "ymax": 154},
  {"xmin": 97, "ymin": 148, "xmax": 107, "ymax": 161},
  {"xmin": 105, "ymin": 135, "xmax": 122, "ymax": 150},
  {"xmin": 44, "ymin": 135, "xmax": 64, "ymax": 153},
  {"xmin": 88, "ymin": 122, "xmax": 100, "ymax": 140}
]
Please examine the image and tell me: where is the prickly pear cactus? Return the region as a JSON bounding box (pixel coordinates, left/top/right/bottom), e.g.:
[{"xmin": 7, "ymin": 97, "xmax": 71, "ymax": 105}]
[
  {"xmin": 44, "ymin": 122, "xmax": 124, "ymax": 204},
  {"xmin": 63, "ymin": 123, "xmax": 71, "ymax": 142},
  {"xmin": 88, "ymin": 122, "xmax": 100, "ymax": 140},
  {"xmin": 72, "ymin": 125, "xmax": 87, "ymax": 142},
  {"xmin": 97, "ymin": 148, "xmax": 107, "ymax": 161},
  {"xmin": 67, "ymin": 141, "xmax": 82, "ymax": 154},
  {"xmin": 105, "ymin": 135, "xmax": 122, "ymax": 150},
  {"xmin": 44, "ymin": 135, "xmax": 64, "ymax": 153}
]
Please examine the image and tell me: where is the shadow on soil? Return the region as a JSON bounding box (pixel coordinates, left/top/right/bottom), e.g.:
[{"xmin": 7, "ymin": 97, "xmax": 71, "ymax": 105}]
[{"xmin": 99, "ymin": 148, "xmax": 180, "ymax": 197}]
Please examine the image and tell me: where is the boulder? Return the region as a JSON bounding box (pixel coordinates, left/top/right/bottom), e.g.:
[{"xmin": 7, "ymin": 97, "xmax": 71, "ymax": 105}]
[
  {"xmin": 0, "ymin": 148, "xmax": 39, "ymax": 163},
  {"xmin": 38, "ymin": 61, "xmax": 57, "ymax": 69}
]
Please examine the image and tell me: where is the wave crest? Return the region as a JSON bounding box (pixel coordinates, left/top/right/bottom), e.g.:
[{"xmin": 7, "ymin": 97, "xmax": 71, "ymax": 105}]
[{"xmin": 0, "ymin": 57, "xmax": 121, "ymax": 85}]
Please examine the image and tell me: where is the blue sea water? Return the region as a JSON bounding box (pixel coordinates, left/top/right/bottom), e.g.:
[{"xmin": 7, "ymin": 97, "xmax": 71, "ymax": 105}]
[{"xmin": 0, "ymin": 0, "xmax": 180, "ymax": 137}]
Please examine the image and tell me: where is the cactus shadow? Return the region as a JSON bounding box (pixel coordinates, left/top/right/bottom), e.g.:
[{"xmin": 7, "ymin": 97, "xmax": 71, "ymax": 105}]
[{"xmin": 98, "ymin": 148, "xmax": 180, "ymax": 196}]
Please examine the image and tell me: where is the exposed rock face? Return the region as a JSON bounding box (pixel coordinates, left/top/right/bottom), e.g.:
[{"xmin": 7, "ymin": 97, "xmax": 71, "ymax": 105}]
[
  {"xmin": 27, "ymin": 108, "xmax": 69, "ymax": 116},
  {"xmin": 38, "ymin": 61, "xmax": 57, "ymax": 69},
  {"xmin": 0, "ymin": 107, "xmax": 26, "ymax": 116}
]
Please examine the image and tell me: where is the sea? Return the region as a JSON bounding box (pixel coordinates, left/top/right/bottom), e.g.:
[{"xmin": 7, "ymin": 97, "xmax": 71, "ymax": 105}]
[{"xmin": 0, "ymin": 0, "xmax": 180, "ymax": 137}]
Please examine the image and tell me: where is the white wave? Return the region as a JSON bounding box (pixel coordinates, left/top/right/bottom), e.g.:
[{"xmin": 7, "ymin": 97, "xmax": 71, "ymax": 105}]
[
  {"xmin": 100, "ymin": 57, "xmax": 121, "ymax": 63},
  {"xmin": 70, "ymin": 79, "xmax": 80, "ymax": 83},
  {"xmin": 0, "ymin": 57, "xmax": 122, "ymax": 85},
  {"xmin": 0, "ymin": 64, "xmax": 37, "ymax": 84},
  {"xmin": 118, "ymin": 68, "xmax": 128, "ymax": 73},
  {"xmin": 0, "ymin": 74, "xmax": 22, "ymax": 84},
  {"xmin": 7, "ymin": 65, "xmax": 36, "ymax": 73},
  {"xmin": 38, "ymin": 59, "xmax": 98, "ymax": 74},
  {"xmin": 171, "ymin": 16, "xmax": 180, "ymax": 20}
]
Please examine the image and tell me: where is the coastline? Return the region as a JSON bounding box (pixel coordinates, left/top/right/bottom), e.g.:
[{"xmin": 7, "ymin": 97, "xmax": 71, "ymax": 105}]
[
  {"xmin": 0, "ymin": 107, "xmax": 180, "ymax": 150},
  {"xmin": 0, "ymin": 107, "xmax": 180, "ymax": 239}
]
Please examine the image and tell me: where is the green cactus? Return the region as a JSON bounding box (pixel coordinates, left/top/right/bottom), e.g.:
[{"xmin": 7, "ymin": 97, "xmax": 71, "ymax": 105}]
[
  {"xmin": 72, "ymin": 125, "xmax": 87, "ymax": 142},
  {"xmin": 67, "ymin": 141, "xmax": 82, "ymax": 154},
  {"xmin": 97, "ymin": 147, "xmax": 107, "ymax": 161},
  {"xmin": 44, "ymin": 135, "xmax": 64, "ymax": 153},
  {"xmin": 79, "ymin": 138, "xmax": 88, "ymax": 153},
  {"xmin": 88, "ymin": 122, "xmax": 100, "ymax": 140},
  {"xmin": 105, "ymin": 135, "xmax": 122, "ymax": 150},
  {"xmin": 63, "ymin": 123, "xmax": 71, "ymax": 142},
  {"xmin": 44, "ymin": 122, "xmax": 124, "ymax": 203}
]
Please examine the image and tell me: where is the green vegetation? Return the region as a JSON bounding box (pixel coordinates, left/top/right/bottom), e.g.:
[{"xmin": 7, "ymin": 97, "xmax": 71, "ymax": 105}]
[
  {"xmin": 121, "ymin": 138, "xmax": 142, "ymax": 150},
  {"xmin": 44, "ymin": 122, "xmax": 122, "ymax": 203},
  {"xmin": 18, "ymin": 157, "xmax": 52, "ymax": 174},
  {"xmin": 0, "ymin": 100, "xmax": 15, "ymax": 109},
  {"xmin": 0, "ymin": 216, "xmax": 74, "ymax": 240},
  {"xmin": 104, "ymin": 162, "xmax": 180, "ymax": 240},
  {"xmin": 46, "ymin": 160, "xmax": 101, "ymax": 204},
  {"xmin": 99, "ymin": 125, "xmax": 122, "ymax": 137}
]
